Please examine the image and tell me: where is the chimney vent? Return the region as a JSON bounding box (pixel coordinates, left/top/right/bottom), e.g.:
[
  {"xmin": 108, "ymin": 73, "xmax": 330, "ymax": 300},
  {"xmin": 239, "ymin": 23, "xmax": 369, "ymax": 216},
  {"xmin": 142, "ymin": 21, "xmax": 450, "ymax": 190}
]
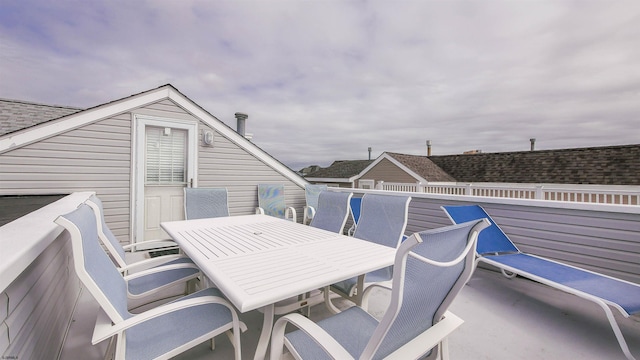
[
  {"xmin": 235, "ymin": 112, "xmax": 248, "ymax": 137},
  {"xmin": 426, "ymin": 140, "xmax": 432, "ymax": 156},
  {"xmin": 530, "ymin": 138, "xmax": 536, "ymax": 151},
  {"xmin": 368, "ymin": 147, "xmax": 372, "ymax": 160}
]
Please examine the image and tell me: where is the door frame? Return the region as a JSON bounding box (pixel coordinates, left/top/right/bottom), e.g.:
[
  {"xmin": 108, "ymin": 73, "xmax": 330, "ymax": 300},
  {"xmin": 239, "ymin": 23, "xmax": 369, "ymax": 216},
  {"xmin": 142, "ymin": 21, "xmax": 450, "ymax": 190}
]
[{"xmin": 131, "ymin": 114, "xmax": 198, "ymax": 244}]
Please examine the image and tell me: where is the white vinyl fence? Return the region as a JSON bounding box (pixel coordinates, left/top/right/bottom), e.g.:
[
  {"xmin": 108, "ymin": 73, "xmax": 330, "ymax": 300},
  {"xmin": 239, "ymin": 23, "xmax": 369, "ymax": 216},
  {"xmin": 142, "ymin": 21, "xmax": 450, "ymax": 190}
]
[{"xmin": 377, "ymin": 181, "xmax": 640, "ymax": 205}]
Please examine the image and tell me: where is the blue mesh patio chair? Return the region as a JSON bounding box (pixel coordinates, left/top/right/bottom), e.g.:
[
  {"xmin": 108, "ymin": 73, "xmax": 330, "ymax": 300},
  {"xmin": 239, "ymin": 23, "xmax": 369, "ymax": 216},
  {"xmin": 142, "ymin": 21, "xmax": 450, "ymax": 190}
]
[
  {"xmin": 184, "ymin": 187, "xmax": 230, "ymax": 219},
  {"xmin": 309, "ymin": 191, "xmax": 352, "ymax": 234},
  {"xmin": 275, "ymin": 191, "xmax": 353, "ymax": 316},
  {"xmin": 55, "ymin": 204, "xmax": 246, "ymax": 360},
  {"xmin": 347, "ymin": 196, "xmax": 362, "ymax": 236},
  {"xmin": 270, "ymin": 219, "xmax": 490, "ymax": 360},
  {"xmin": 85, "ymin": 195, "xmax": 199, "ymax": 301},
  {"xmin": 256, "ymin": 184, "xmax": 297, "ymax": 222},
  {"xmin": 303, "ymin": 184, "xmax": 328, "ymax": 224},
  {"xmin": 325, "ymin": 193, "xmax": 411, "ymax": 312},
  {"xmin": 442, "ymin": 204, "xmax": 640, "ymax": 360}
]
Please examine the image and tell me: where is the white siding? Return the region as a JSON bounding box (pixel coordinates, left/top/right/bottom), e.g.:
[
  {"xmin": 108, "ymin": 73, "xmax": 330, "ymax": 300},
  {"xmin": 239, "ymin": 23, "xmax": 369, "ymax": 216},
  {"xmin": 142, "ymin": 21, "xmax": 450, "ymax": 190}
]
[
  {"xmin": 0, "ymin": 115, "xmax": 132, "ymax": 243},
  {"xmin": 197, "ymin": 123, "xmax": 306, "ymax": 218}
]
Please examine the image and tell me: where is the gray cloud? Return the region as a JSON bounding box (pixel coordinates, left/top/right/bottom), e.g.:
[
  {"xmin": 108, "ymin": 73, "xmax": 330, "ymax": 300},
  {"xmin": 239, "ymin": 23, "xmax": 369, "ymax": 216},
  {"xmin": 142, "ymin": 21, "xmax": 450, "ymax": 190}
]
[{"xmin": 1, "ymin": 0, "xmax": 639, "ymax": 170}]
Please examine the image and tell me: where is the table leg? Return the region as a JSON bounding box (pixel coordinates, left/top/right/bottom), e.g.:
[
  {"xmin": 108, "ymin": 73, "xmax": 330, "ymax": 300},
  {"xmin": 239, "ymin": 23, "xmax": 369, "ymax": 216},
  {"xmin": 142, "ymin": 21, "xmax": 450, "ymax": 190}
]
[
  {"xmin": 254, "ymin": 303, "xmax": 275, "ymax": 360},
  {"xmin": 354, "ymin": 274, "xmax": 365, "ymax": 306}
]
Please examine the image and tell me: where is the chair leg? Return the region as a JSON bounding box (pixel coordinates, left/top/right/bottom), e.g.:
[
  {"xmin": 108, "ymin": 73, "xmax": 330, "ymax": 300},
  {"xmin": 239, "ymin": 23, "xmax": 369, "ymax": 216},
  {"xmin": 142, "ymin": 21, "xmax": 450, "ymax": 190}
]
[
  {"xmin": 439, "ymin": 338, "xmax": 450, "ymax": 360},
  {"xmin": 103, "ymin": 336, "xmax": 117, "ymax": 360},
  {"xmin": 324, "ymin": 286, "xmax": 341, "ymax": 314}
]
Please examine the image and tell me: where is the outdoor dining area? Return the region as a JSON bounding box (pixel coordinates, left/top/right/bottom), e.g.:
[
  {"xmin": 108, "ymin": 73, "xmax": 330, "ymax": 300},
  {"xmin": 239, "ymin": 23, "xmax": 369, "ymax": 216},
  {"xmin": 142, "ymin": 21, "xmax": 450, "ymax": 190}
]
[
  {"xmin": 3, "ymin": 185, "xmax": 638, "ymax": 360},
  {"xmin": 47, "ymin": 184, "xmax": 640, "ymax": 360}
]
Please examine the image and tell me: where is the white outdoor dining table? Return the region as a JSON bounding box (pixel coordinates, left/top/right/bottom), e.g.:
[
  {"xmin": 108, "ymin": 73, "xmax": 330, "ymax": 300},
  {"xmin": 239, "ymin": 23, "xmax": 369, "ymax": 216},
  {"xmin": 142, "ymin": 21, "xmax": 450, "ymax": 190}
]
[{"xmin": 161, "ymin": 214, "xmax": 396, "ymax": 360}]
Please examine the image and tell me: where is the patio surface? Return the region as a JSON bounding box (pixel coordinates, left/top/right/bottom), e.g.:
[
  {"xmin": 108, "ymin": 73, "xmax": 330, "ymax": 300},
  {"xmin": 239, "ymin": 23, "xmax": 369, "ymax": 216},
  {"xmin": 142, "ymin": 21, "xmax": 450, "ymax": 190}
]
[{"xmin": 61, "ymin": 267, "xmax": 640, "ymax": 359}]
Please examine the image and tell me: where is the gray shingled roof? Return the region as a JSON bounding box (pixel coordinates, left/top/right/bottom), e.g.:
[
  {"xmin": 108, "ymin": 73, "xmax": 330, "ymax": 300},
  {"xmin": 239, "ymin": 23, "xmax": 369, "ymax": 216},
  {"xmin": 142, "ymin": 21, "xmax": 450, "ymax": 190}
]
[
  {"xmin": 428, "ymin": 144, "xmax": 640, "ymax": 185},
  {"xmin": 386, "ymin": 152, "xmax": 456, "ymax": 182},
  {"xmin": 0, "ymin": 98, "xmax": 82, "ymax": 136},
  {"xmin": 306, "ymin": 160, "xmax": 373, "ymax": 179}
]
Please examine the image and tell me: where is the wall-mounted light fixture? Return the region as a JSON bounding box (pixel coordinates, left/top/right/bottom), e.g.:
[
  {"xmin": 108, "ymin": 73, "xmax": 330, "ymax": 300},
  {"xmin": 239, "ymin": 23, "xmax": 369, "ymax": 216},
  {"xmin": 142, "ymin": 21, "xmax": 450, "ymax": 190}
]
[{"xmin": 203, "ymin": 130, "xmax": 214, "ymax": 146}]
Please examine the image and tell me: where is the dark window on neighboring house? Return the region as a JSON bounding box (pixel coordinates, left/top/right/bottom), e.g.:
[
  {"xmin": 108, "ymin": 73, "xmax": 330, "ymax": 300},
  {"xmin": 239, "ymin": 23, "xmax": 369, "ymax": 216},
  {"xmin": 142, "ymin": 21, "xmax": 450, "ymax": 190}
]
[{"xmin": 0, "ymin": 195, "xmax": 67, "ymax": 226}]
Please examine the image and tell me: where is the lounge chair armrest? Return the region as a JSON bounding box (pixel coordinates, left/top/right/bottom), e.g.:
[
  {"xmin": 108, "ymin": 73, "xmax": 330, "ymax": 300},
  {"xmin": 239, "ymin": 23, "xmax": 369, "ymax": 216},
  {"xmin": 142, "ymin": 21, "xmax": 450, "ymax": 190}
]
[
  {"xmin": 93, "ymin": 294, "xmax": 245, "ymax": 344},
  {"xmin": 270, "ymin": 313, "xmax": 353, "ymax": 360},
  {"xmin": 118, "ymin": 254, "xmax": 190, "ymax": 273},
  {"xmin": 256, "ymin": 207, "xmax": 265, "ymax": 215},
  {"xmin": 383, "ymin": 311, "xmax": 463, "ymax": 360},
  {"xmin": 285, "ymin": 207, "xmax": 297, "ymax": 223},
  {"xmin": 122, "ymin": 262, "xmax": 200, "ymax": 281}
]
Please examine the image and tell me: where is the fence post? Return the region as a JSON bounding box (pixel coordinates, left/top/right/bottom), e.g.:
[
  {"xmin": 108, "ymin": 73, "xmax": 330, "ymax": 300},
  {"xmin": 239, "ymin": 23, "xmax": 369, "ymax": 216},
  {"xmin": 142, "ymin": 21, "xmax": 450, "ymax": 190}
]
[
  {"xmin": 465, "ymin": 183, "xmax": 472, "ymax": 196},
  {"xmin": 416, "ymin": 181, "xmax": 424, "ymax": 193},
  {"xmin": 535, "ymin": 185, "xmax": 544, "ymax": 200},
  {"xmin": 376, "ymin": 181, "xmax": 384, "ymax": 190}
]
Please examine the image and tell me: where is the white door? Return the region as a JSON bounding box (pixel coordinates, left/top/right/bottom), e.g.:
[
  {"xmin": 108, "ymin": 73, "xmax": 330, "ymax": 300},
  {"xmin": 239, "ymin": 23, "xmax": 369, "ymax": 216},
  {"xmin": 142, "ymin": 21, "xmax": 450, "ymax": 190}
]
[{"xmin": 134, "ymin": 116, "xmax": 197, "ymax": 244}]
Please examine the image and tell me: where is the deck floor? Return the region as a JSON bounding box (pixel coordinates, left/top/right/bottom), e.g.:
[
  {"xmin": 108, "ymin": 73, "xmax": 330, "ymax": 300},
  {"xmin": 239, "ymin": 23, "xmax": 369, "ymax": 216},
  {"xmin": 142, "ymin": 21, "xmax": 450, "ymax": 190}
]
[{"xmin": 61, "ymin": 268, "xmax": 640, "ymax": 359}]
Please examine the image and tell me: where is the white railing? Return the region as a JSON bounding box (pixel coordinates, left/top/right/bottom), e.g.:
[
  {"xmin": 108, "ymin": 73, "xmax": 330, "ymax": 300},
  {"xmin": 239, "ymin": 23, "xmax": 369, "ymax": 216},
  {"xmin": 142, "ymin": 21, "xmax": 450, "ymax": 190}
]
[{"xmin": 376, "ymin": 181, "xmax": 640, "ymax": 205}]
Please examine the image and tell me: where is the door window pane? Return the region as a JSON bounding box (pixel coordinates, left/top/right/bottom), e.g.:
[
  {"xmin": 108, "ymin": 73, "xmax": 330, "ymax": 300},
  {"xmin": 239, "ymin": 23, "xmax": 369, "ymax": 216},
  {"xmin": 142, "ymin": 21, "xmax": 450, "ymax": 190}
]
[{"xmin": 145, "ymin": 127, "xmax": 187, "ymax": 184}]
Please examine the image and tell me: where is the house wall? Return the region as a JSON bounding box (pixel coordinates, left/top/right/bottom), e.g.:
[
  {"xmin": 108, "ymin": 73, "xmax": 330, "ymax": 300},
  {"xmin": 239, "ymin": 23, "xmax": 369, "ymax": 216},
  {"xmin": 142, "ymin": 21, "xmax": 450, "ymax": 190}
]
[
  {"xmin": 357, "ymin": 158, "xmax": 417, "ymax": 187},
  {"xmin": 0, "ymin": 99, "xmax": 306, "ymax": 245},
  {"xmin": 0, "ymin": 111, "xmax": 133, "ymax": 242},
  {"xmin": 197, "ymin": 122, "xmax": 306, "ymax": 218}
]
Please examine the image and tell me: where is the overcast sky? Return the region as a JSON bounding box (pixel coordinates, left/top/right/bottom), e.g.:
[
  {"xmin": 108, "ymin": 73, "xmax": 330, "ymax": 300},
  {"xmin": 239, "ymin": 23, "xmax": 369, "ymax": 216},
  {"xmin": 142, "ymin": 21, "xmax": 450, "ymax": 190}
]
[{"xmin": 1, "ymin": 1, "xmax": 639, "ymax": 170}]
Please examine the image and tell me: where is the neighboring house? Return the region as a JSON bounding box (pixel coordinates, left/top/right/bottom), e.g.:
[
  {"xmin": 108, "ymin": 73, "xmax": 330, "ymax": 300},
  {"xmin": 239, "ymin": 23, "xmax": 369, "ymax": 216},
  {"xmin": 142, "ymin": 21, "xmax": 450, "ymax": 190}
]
[
  {"xmin": 0, "ymin": 84, "xmax": 308, "ymax": 244},
  {"xmin": 357, "ymin": 152, "xmax": 455, "ymax": 188},
  {"xmin": 305, "ymin": 159, "xmax": 373, "ymax": 188},
  {"xmin": 309, "ymin": 145, "xmax": 640, "ymax": 189}
]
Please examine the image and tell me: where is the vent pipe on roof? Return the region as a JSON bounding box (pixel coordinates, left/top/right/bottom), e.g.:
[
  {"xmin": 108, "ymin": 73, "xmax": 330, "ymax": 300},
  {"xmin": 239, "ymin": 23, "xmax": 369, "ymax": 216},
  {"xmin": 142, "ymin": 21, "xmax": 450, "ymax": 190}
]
[
  {"xmin": 426, "ymin": 140, "xmax": 432, "ymax": 156},
  {"xmin": 530, "ymin": 138, "xmax": 536, "ymax": 151},
  {"xmin": 368, "ymin": 147, "xmax": 372, "ymax": 160},
  {"xmin": 235, "ymin": 112, "xmax": 248, "ymax": 137}
]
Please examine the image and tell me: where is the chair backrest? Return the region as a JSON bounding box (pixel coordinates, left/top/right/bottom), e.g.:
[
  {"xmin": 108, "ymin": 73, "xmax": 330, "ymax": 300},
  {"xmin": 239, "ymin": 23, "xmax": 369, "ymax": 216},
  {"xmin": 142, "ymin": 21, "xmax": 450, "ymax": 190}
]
[
  {"xmin": 441, "ymin": 204, "xmax": 519, "ymax": 255},
  {"xmin": 353, "ymin": 194, "xmax": 411, "ymax": 248},
  {"xmin": 55, "ymin": 204, "xmax": 130, "ymax": 323},
  {"xmin": 349, "ymin": 197, "xmax": 362, "ymax": 225},
  {"xmin": 304, "ymin": 184, "xmax": 328, "ymax": 218},
  {"xmin": 184, "ymin": 187, "xmax": 230, "ymax": 220},
  {"xmin": 85, "ymin": 195, "xmax": 128, "ymax": 268},
  {"xmin": 362, "ymin": 219, "xmax": 489, "ymax": 359},
  {"xmin": 257, "ymin": 184, "xmax": 287, "ymax": 218},
  {"xmin": 309, "ymin": 191, "xmax": 352, "ymax": 233}
]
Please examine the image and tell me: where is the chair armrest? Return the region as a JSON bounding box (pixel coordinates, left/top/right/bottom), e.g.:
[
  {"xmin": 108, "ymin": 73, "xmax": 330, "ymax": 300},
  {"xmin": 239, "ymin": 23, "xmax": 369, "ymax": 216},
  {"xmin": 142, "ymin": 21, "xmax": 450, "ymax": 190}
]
[
  {"xmin": 361, "ymin": 280, "xmax": 392, "ymax": 311},
  {"xmin": 122, "ymin": 262, "xmax": 200, "ymax": 281},
  {"xmin": 93, "ymin": 294, "xmax": 246, "ymax": 344},
  {"xmin": 303, "ymin": 206, "xmax": 316, "ymax": 224},
  {"xmin": 285, "ymin": 207, "xmax": 297, "ymax": 223},
  {"xmin": 270, "ymin": 313, "xmax": 353, "ymax": 360},
  {"xmin": 122, "ymin": 240, "xmax": 178, "ymax": 252},
  {"xmin": 256, "ymin": 207, "xmax": 265, "ymax": 215},
  {"xmin": 383, "ymin": 311, "xmax": 463, "ymax": 360},
  {"xmin": 118, "ymin": 254, "xmax": 190, "ymax": 273}
]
